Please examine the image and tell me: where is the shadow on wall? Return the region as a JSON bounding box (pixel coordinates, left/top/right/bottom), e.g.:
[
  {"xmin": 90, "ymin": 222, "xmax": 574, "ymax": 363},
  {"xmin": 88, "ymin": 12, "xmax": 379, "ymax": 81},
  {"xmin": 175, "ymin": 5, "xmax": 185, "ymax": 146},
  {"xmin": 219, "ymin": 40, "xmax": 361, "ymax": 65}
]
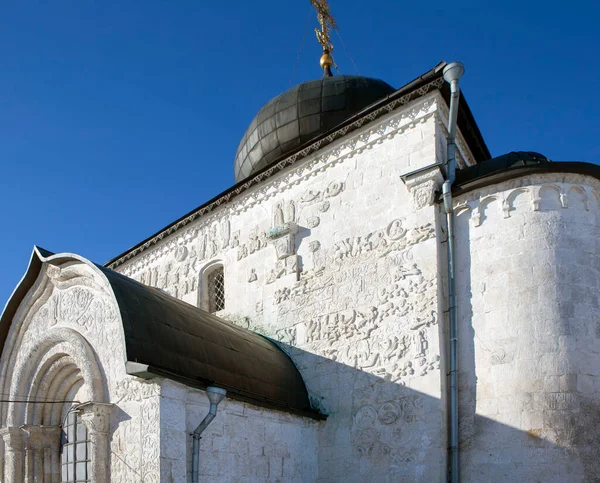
[
  {"xmin": 186, "ymin": 340, "xmax": 585, "ymax": 483},
  {"xmin": 450, "ymin": 183, "xmax": 600, "ymax": 483}
]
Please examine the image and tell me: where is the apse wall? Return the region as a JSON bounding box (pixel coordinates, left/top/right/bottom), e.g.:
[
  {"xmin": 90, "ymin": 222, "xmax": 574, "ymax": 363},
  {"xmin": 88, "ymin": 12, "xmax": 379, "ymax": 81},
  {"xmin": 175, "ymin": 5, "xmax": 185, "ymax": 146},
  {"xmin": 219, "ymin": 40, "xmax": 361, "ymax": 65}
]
[{"xmin": 454, "ymin": 172, "xmax": 600, "ymax": 481}]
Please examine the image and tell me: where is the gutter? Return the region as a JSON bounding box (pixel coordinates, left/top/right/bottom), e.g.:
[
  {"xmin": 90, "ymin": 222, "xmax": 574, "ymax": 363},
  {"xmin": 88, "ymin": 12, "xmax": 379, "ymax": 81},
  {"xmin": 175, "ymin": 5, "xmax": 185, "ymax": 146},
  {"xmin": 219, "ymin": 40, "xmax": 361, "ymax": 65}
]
[
  {"xmin": 191, "ymin": 387, "xmax": 227, "ymax": 483},
  {"xmin": 440, "ymin": 62, "xmax": 465, "ymax": 483}
]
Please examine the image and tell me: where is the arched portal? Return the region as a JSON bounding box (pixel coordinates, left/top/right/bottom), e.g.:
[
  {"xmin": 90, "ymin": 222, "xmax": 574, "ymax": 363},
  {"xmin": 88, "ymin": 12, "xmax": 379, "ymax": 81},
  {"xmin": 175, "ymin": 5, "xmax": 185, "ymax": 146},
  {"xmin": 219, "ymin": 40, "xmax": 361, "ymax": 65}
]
[{"xmin": 2, "ymin": 327, "xmax": 110, "ymax": 483}]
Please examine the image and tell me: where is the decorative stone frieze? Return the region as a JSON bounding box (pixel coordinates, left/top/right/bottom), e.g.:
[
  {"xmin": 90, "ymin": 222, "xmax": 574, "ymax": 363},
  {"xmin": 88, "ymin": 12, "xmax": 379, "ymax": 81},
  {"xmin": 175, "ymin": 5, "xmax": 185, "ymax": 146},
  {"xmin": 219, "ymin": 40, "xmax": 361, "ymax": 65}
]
[{"xmin": 454, "ymin": 175, "xmax": 600, "ymax": 227}]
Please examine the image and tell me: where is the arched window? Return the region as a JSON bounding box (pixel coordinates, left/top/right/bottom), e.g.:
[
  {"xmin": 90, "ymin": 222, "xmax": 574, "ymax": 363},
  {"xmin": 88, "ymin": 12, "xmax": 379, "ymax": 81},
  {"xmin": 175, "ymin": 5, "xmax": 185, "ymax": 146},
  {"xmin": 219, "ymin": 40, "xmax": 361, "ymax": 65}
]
[
  {"xmin": 205, "ymin": 264, "xmax": 225, "ymax": 313},
  {"xmin": 61, "ymin": 409, "xmax": 91, "ymax": 483}
]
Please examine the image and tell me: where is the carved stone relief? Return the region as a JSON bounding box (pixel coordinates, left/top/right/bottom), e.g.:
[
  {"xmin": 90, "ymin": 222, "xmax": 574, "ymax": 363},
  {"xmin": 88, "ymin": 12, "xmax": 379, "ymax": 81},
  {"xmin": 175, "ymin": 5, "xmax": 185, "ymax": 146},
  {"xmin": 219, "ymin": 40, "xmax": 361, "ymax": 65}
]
[
  {"xmin": 110, "ymin": 93, "xmax": 442, "ymax": 271},
  {"xmin": 331, "ymin": 219, "xmax": 434, "ymax": 262},
  {"xmin": 237, "ymin": 227, "xmax": 269, "ymax": 261},
  {"xmin": 272, "ymin": 200, "xmax": 296, "ymax": 226},
  {"xmin": 266, "ymin": 255, "xmax": 299, "ymax": 284},
  {"xmin": 264, "ymin": 218, "xmax": 439, "ymax": 383},
  {"xmin": 268, "ymin": 222, "xmax": 298, "ymax": 260},
  {"xmin": 296, "ymin": 180, "xmax": 345, "ymax": 228},
  {"xmin": 140, "ymin": 397, "xmax": 160, "ymax": 482},
  {"xmin": 248, "ymin": 268, "xmax": 257, "ymax": 283},
  {"xmin": 309, "ymin": 241, "xmax": 321, "ymax": 252},
  {"xmin": 39, "ymin": 286, "xmax": 121, "ymax": 356},
  {"xmin": 352, "ymin": 395, "xmax": 425, "ymax": 463},
  {"xmin": 173, "ymin": 245, "xmax": 188, "ymax": 263},
  {"xmin": 307, "ymin": 216, "xmax": 320, "ymax": 228},
  {"xmin": 123, "ymin": 219, "xmax": 233, "ymax": 288},
  {"xmin": 299, "ymin": 181, "xmax": 344, "ymax": 206}
]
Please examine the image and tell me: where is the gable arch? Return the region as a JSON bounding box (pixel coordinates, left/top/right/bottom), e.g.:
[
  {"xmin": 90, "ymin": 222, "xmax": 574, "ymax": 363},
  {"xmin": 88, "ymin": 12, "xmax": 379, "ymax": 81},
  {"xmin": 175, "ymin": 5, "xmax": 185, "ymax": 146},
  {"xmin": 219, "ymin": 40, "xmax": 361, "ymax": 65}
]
[{"xmin": 0, "ymin": 248, "xmax": 126, "ymax": 428}]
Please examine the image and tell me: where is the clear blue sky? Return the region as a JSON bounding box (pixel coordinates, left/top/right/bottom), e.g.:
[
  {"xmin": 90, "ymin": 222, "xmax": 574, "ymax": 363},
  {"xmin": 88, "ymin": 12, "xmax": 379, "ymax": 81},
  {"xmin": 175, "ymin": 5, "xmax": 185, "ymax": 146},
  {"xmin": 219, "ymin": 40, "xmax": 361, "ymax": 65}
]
[{"xmin": 1, "ymin": 0, "xmax": 599, "ymax": 305}]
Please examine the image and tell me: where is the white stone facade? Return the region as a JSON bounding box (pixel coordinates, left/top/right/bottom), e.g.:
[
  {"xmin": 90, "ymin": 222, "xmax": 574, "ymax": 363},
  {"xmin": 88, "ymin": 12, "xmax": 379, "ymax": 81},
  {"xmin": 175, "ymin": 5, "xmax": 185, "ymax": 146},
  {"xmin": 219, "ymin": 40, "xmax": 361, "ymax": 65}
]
[
  {"xmin": 116, "ymin": 92, "xmax": 453, "ymax": 481},
  {"xmin": 1, "ymin": 89, "xmax": 598, "ymax": 482}
]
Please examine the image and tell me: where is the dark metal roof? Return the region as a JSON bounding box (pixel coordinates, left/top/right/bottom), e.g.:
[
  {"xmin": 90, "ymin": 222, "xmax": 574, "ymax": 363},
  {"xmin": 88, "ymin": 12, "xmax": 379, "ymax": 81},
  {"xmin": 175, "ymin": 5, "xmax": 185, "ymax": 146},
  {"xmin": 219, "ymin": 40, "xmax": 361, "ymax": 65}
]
[
  {"xmin": 455, "ymin": 151, "xmax": 550, "ymax": 185},
  {"xmin": 0, "ymin": 248, "xmax": 322, "ymax": 419},
  {"xmin": 234, "ymin": 75, "xmax": 395, "ymax": 182},
  {"xmin": 453, "ymin": 152, "xmax": 599, "ymax": 194}
]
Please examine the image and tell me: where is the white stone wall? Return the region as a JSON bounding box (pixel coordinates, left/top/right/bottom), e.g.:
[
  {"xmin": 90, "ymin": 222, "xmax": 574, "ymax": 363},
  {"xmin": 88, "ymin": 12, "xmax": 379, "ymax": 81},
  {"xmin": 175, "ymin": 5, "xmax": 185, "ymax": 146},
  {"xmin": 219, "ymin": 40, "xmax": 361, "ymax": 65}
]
[
  {"xmin": 454, "ymin": 173, "xmax": 600, "ymax": 482},
  {"xmin": 115, "ymin": 92, "xmax": 470, "ymax": 482},
  {"xmin": 159, "ymin": 380, "xmax": 318, "ymax": 482},
  {"xmin": 7, "ymin": 88, "xmax": 598, "ymax": 482}
]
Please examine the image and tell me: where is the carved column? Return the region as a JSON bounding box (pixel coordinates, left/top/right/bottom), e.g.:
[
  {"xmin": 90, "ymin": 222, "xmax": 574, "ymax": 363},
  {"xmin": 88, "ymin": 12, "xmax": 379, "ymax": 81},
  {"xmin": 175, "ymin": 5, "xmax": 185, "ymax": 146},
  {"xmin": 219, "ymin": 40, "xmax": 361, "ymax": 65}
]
[
  {"xmin": 21, "ymin": 425, "xmax": 61, "ymax": 483},
  {"xmin": 402, "ymin": 166, "xmax": 444, "ymax": 211},
  {"xmin": 78, "ymin": 403, "xmax": 113, "ymax": 483},
  {"xmin": 1, "ymin": 426, "xmax": 26, "ymax": 482}
]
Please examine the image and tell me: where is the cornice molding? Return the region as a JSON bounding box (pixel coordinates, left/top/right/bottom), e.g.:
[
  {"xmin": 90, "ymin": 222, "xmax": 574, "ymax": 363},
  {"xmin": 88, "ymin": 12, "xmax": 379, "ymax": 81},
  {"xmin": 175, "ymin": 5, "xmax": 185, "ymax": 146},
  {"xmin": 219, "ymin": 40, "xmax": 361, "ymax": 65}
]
[
  {"xmin": 454, "ymin": 172, "xmax": 600, "ymax": 228},
  {"xmin": 434, "ymin": 103, "xmax": 476, "ymax": 169},
  {"xmin": 109, "ymin": 79, "xmax": 445, "ymax": 271}
]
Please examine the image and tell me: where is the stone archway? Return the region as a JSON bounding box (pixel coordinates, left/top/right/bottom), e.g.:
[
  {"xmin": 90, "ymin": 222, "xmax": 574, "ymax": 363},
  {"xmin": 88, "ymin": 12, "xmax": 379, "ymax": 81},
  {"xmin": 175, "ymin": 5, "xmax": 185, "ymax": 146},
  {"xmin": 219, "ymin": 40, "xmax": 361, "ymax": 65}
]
[{"xmin": 2, "ymin": 328, "xmax": 111, "ymax": 483}]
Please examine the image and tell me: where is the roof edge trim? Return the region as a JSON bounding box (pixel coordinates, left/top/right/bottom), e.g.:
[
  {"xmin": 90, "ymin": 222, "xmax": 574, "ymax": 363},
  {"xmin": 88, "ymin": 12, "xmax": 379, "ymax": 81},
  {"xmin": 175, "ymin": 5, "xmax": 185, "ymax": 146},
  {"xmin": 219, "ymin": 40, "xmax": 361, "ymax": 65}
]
[
  {"xmin": 126, "ymin": 361, "xmax": 327, "ymax": 421},
  {"xmin": 452, "ymin": 161, "xmax": 600, "ymax": 195}
]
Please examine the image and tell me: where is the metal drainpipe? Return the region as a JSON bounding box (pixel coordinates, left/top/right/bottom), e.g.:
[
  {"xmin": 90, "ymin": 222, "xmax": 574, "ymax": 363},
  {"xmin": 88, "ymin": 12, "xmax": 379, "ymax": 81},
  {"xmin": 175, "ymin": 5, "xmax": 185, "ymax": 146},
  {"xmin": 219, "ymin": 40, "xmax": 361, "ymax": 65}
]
[
  {"xmin": 191, "ymin": 386, "xmax": 227, "ymax": 483},
  {"xmin": 441, "ymin": 61, "xmax": 464, "ymax": 483}
]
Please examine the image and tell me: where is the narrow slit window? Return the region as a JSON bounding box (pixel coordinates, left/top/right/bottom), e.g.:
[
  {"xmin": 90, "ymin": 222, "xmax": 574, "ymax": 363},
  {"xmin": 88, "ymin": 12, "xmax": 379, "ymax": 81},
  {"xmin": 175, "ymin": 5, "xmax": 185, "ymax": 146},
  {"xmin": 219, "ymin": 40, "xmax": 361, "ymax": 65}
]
[{"xmin": 207, "ymin": 266, "xmax": 225, "ymax": 313}]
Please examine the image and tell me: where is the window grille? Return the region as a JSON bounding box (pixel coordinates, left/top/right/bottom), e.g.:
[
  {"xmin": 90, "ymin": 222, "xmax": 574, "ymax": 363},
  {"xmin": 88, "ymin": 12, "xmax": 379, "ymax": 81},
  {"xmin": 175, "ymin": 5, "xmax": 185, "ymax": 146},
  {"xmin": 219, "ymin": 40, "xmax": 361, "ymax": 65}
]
[
  {"xmin": 61, "ymin": 410, "xmax": 91, "ymax": 483},
  {"xmin": 206, "ymin": 266, "xmax": 225, "ymax": 314},
  {"xmin": 207, "ymin": 266, "xmax": 225, "ymax": 313}
]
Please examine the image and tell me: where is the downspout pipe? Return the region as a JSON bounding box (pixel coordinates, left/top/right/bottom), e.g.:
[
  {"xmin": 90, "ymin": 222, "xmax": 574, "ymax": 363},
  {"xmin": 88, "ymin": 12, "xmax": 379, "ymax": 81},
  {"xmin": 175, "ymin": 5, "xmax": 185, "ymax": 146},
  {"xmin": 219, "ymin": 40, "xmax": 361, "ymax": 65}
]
[
  {"xmin": 441, "ymin": 61, "xmax": 464, "ymax": 483},
  {"xmin": 191, "ymin": 386, "xmax": 227, "ymax": 483}
]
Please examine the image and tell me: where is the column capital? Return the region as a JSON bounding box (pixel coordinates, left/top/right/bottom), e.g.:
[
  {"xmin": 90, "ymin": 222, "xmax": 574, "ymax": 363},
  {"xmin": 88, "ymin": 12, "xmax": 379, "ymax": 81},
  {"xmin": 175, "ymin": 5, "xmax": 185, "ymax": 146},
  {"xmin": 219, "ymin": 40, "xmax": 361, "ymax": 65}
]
[
  {"xmin": 401, "ymin": 165, "xmax": 445, "ymax": 211},
  {"xmin": 0, "ymin": 426, "xmax": 26, "ymax": 451},
  {"xmin": 20, "ymin": 425, "xmax": 61, "ymax": 450},
  {"xmin": 78, "ymin": 403, "xmax": 113, "ymax": 434}
]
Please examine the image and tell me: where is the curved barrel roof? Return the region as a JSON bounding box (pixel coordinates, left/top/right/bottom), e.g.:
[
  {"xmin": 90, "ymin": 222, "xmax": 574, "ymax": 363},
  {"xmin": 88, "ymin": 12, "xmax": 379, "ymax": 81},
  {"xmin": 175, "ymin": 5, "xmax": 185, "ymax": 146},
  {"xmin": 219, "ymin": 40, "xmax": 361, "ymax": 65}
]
[{"xmin": 0, "ymin": 248, "xmax": 322, "ymax": 419}]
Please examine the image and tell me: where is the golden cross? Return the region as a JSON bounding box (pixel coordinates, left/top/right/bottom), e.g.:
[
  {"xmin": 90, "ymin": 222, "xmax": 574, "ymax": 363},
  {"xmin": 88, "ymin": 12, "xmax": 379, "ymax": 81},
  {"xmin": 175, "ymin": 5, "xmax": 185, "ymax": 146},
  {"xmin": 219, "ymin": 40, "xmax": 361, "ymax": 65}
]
[{"xmin": 310, "ymin": 0, "xmax": 337, "ymax": 53}]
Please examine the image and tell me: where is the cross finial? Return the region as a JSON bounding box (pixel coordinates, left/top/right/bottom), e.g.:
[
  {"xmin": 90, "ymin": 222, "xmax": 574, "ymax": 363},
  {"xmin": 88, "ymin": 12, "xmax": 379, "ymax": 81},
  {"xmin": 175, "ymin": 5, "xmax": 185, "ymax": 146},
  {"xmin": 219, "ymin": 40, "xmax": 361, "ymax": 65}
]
[{"xmin": 310, "ymin": 0, "xmax": 338, "ymax": 76}]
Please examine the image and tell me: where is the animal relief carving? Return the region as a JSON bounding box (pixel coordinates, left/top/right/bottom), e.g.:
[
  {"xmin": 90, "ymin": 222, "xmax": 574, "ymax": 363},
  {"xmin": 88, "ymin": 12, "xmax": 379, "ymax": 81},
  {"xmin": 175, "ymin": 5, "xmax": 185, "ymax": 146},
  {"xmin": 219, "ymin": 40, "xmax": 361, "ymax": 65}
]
[
  {"xmin": 299, "ymin": 180, "xmax": 345, "ymax": 206},
  {"xmin": 266, "ymin": 256, "xmax": 299, "ymax": 284}
]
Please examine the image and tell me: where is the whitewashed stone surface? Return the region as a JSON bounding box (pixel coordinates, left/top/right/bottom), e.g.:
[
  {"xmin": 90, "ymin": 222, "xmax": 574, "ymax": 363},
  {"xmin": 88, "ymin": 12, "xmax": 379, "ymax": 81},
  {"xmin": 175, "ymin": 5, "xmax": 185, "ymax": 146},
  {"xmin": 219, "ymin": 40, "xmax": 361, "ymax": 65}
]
[
  {"xmin": 114, "ymin": 93, "xmax": 452, "ymax": 482},
  {"xmin": 1, "ymin": 89, "xmax": 598, "ymax": 482}
]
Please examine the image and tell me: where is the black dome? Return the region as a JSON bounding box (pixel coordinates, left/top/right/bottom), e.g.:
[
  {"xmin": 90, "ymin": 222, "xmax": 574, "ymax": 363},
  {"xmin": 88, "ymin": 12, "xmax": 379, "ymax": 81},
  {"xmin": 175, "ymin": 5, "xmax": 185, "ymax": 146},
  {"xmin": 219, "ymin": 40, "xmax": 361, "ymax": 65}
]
[{"xmin": 234, "ymin": 75, "xmax": 395, "ymax": 182}]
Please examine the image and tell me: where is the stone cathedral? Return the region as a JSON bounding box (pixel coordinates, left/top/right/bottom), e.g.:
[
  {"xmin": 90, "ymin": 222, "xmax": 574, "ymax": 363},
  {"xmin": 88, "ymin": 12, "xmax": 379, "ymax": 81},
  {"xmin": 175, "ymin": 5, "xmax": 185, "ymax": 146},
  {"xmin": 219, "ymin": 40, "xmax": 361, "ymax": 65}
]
[{"xmin": 2, "ymin": 5, "xmax": 600, "ymax": 483}]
